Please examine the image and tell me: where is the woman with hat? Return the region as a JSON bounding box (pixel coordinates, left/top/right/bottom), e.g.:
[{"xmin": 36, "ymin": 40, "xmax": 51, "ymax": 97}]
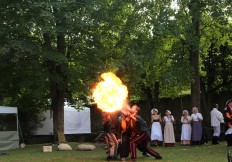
[
  {"xmin": 181, "ymin": 110, "xmax": 192, "ymax": 145},
  {"xmin": 150, "ymin": 108, "xmax": 163, "ymax": 146},
  {"xmin": 163, "ymin": 110, "xmax": 175, "ymax": 147},
  {"xmin": 191, "ymin": 107, "xmax": 203, "ymax": 145}
]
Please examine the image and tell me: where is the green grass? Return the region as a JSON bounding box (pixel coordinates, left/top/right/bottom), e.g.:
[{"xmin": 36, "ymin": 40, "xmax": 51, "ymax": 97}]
[{"xmin": 0, "ymin": 142, "xmax": 230, "ymax": 162}]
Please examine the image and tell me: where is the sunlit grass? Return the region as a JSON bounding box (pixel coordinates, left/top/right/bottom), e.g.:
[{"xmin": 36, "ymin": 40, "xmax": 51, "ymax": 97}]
[{"xmin": 0, "ymin": 142, "xmax": 230, "ymax": 162}]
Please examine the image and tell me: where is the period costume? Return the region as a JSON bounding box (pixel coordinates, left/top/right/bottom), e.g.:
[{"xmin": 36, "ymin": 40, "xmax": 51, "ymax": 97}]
[
  {"xmin": 118, "ymin": 116, "xmax": 132, "ymax": 161},
  {"xmin": 130, "ymin": 113, "xmax": 162, "ymax": 160},
  {"xmin": 102, "ymin": 112, "xmax": 119, "ymax": 161},
  {"xmin": 224, "ymin": 100, "xmax": 232, "ymax": 146},
  {"xmin": 191, "ymin": 112, "xmax": 203, "ymax": 144},
  {"xmin": 150, "ymin": 109, "xmax": 163, "ymax": 146},
  {"xmin": 210, "ymin": 106, "xmax": 224, "ymax": 144},
  {"xmin": 181, "ymin": 115, "xmax": 192, "ymax": 145},
  {"xmin": 163, "ymin": 112, "xmax": 175, "ymax": 147},
  {"xmin": 151, "ymin": 119, "xmax": 163, "ymax": 146}
]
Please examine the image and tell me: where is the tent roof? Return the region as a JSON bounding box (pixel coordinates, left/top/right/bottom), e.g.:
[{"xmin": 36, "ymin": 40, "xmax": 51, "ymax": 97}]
[
  {"xmin": 0, "ymin": 106, "xmax": 18, "ymax": 114},
  {"xmin": 64, "ymin": 106, "xmax": 90, "ymax": 112}
]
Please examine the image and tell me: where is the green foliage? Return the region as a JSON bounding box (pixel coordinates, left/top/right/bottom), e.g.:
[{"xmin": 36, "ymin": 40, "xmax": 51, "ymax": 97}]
[
  {"xmin": 0, "ymin": 38, "xmax": 50, "ymax": 139},
  {"xmin": 0, "ymin": 0, "xmax": 232, "ymax": 136}
]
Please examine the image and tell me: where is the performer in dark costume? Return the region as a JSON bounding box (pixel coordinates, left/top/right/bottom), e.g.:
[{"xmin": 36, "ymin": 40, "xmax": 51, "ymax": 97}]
[
  {"xmin": 129, "ymin": 105, "xmax": 162, "ymax": 160},
  {"xmin": 118, "ymin": 113, "xmax": 132, "ymax": 161},
  {"xmin": 118, "ymin": 104, "xmax": 150, "ymax": 161},
  {"xmin": 224, "ymin": 100, "xmax": 232, "ymax": 146},
  {"xmin": 102, "ymin": 112, "xmax": 119, "ymax": 161}
]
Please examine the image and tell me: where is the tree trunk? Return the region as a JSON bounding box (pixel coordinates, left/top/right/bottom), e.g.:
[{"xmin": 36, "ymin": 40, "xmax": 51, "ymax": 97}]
[
  {"xmin": 53, "ymin": 32, "xmax": 67, "ymax": 143},
  {"xmin": 189, "ymin": 0, "xmax": 201, "ymax": 110},
  {"xmin": 145, "ymin": 86, "xmax": 154, "ymax": 110},
  {"xmin": 190, "ymin": 48, "xmax": 200, "ymax": 109},
  {"xmin": 153, "ymin": 81, "xmax": 160, "ymax": 108},
  {"xmin": 43, "ymin": 31, "xmax": 66, "ymax": 143},
  {"xmin": 51, "ymin": 87, "xmax": 65, "ymax": 143},
  {"xmin": 200, "ymin": 80, "xmax": 209, "ymax": 122}
]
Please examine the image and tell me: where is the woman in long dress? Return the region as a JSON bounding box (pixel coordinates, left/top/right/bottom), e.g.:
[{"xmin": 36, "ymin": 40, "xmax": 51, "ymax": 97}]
[
  {"xmin": 191, "ymin": 107, "xmax": 203, "ymax": 145},
  {"xmin": 181, "ymin": 110, "xmax": 192, "ymax": 145},
  {"xmin": 163, "ymin": 110, "xmax": 175, "ymax": 147},
  {"xmin": 150, "ymin": 108, "xmax": 163, "ymax": 146}
]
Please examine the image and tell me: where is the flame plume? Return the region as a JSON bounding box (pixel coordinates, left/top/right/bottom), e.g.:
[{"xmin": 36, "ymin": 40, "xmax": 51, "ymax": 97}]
[{"xmin": 92, "ymin": 72, "xmax": 128, "ymax": 112}]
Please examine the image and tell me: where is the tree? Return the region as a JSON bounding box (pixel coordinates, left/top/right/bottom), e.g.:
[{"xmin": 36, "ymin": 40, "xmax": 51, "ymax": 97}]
[
  {"xmin": 1, "ymin": 0, "xmax": 232, "ymax": 138},
  {"xmin": 199, "ymin": 1, "xmax": 232, "ymax": 119},
  {"xmin": 0, "ymin": 0, "xmax": 98, "ymax": 143}
]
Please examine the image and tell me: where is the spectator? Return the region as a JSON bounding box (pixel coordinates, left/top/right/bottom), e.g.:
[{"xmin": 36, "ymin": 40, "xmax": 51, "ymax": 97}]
[
  {"xmin": 191, "ymin": 107, "xmax": 203, "ymax": 145},
  {"xmin": 210, "ymin": 104, "xmax": 224, "ymax": 144},
  {"xmin": 181, "ymin": 110, "xmax": 192, "ymax": 145},
  {"xmin": 150, "ymin": 108, "xmax": 163, "ymax": 146},
  {"xmin": 163, "ymin": 110, "xmax": 175, "ymax": 147}
]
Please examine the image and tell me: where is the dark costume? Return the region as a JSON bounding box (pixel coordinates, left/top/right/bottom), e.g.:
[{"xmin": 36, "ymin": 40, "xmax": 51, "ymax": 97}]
[
  {"xmin": 224, "ymin": 100, "xmax": 232, "ymax": 146},
  {"xmin": 130, "ymin": 115, "xmax": 162, "ymax": 160},
  {"xmin": 102, "ymin": 112, "xmax": 119, "ymax": 160},
  {"xmin": 118, "ymin": 116, "xmax": 132, "ymax": 159}
]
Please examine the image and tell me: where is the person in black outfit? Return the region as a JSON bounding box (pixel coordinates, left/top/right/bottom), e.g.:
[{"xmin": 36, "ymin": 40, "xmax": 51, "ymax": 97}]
[
  {"xmin": 102, "ymin": 112, "xmax": 119, "ymax": 161},
  {"xmin": 118, "ymin": 113, "xmax": 132, "ymax": 161},
  {"xmin": 129, "ymin": 105, "xmax": 162, "ymax": 160},
  {"xmin": 224, "ymin": 100, "xmax": 232, "ymax": 146}
]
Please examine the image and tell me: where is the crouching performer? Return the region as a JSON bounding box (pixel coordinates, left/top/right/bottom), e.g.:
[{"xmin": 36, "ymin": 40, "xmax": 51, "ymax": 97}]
[
  {"xmin": 129, "ymin": 105, "xmax": 162, "ymax": 160},
  {"xmin": 102, "ymin": 112, "xmax": 119, "ymax": 161}
]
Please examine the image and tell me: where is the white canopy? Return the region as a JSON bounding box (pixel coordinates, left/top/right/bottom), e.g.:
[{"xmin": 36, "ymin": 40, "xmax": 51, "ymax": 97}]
[
  {"xmin": 35, "ymin": 106, "xmax": 91, "ymax": 135},
  {"xmin": 0, "ymin": 106, "xmax": 18, "ymax": 114},
  {"xmin": 0, "ymin": 106, "xmax": 19, "ymax": 150}
]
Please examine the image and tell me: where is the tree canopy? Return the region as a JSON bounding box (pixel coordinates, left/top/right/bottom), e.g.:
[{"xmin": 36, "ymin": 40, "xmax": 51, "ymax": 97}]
[{"xmin": 0, "ymin": 0, "xmax": 232, "ymax": 141}]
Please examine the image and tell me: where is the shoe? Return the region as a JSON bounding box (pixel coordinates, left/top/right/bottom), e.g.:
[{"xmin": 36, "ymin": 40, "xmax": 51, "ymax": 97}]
[
  {"xmin": 142, "ymin": 153, "xmax": 150, "ymax": 157},
  {"xmin": 155, "ymin": 156, "xmax": 162, "ymax": 160},
  {"xmin": 121, "ymin": 157, "xmax": 126, "ymax": 161},
  {"xmin": 112, "ymin": 156, "xmax": 118, "ymax": 160},
  {"xmin": 106, "ymin": 156, "xmax": 112, "ymax": 161}
]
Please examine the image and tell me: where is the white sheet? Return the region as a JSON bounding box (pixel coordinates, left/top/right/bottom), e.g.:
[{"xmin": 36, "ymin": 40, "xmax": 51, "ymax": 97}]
[{"xmin": 35, "ymin": 107, "xmax": 91, "ymax": 135}]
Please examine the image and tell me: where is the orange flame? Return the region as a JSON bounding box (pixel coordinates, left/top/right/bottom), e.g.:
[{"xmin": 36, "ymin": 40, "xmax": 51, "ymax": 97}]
[{"xmin": 92, "ymin": 72, "xmax": 128, "ymax": 112}]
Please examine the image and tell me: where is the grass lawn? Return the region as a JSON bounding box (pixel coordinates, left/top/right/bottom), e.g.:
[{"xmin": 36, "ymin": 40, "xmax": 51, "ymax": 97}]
[{"xmin": 0, "ymin": 142, "xmax": 230, "ymax": 162}]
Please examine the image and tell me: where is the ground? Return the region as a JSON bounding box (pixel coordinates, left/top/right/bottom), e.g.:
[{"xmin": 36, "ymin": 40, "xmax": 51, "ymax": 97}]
[{"xmin": 0, "ymin": 142, "xmax": 230, "ymax": 162}]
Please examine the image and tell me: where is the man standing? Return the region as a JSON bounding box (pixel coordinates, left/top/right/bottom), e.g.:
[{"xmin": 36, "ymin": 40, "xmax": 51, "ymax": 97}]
[
  {"xmin": 210, "ymin": 104, "xmax": 224, "ymax": 144},
  {"xmin": 129, "ymin": 105, "xmax": 162, "ymax": 160}
]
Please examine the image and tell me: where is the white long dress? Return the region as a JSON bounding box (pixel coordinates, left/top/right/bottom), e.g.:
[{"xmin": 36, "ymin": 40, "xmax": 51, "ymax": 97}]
[
  {"xmin": 164, "ymin": 116, "xmax": 175, "ymax": 143},
  {"xmin": 226, "ymin": 127, "xmax": 232, "ymax": 135},
  {"xmin": 151, "ymin": 119, "xmax": 163, "ymax": 141},
  {"xmin": 181, "ymin": 116, "xmax": 192, "ymax": 141}
]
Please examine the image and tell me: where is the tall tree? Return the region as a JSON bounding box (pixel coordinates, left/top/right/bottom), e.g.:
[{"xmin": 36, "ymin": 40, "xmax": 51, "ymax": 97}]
[
  {"xmin": 0, "ymin": 0, "xmax": 98, "ymax": 142},
  {"xmin": 188, "ymin": 0, "xmax": 201, "ymax": 109},
  {"xmin": 199, "ymin": 0, "xmax": 232, "ymax": 119}
]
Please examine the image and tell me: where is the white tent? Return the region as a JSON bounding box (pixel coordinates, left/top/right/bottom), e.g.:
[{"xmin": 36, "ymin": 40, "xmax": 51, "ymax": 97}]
[
  {"xmin": 0, "ymin": 106, "xmax": 19, "ymax": 151},
  {"xmin": 35, "ymin": 106, "xmax": 91, "ymax": 135}
]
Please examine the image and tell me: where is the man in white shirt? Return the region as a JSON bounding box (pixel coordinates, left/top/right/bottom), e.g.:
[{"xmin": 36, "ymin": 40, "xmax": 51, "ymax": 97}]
[{"xmin": 210, "ymin": 104, "xmax": 224, "ymax": 144}]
